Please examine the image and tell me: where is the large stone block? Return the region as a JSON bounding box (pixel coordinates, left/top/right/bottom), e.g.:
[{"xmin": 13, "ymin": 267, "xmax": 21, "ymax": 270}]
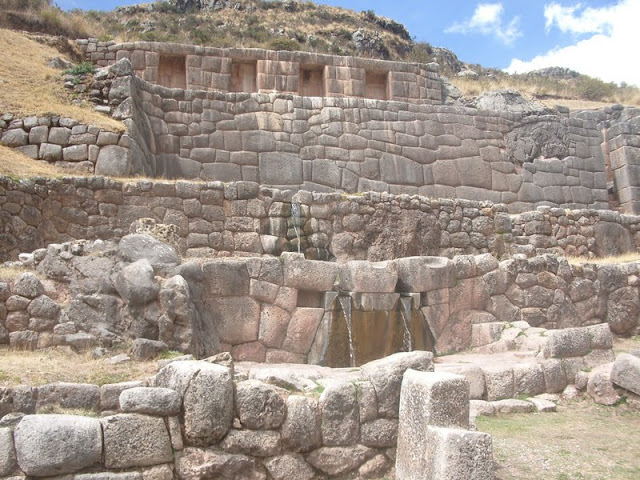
[
  {"xmin": 319, "ymin": 381, "xmax": 360, "ymax": 446},
  {"xmin": 14, "ymin": 414, "xmax": 102, "ymax": 476},
  {"xmin": 361, "ymin": 351, "xmax": 434, "ymax": 417},
  {"xmin": 543, "ymin": 327, "xmax": 591, "ymax": 358},
  {"xmin": 220, "ymin": 430, "xmax": 281, "ymax": 457},
  {"xmin": 306, "ymin": 445, "xmax": 376, "ymax": 476},
  {"xmin": 36, "ymin": 382, "xmax": 100, "ymax": 411},
  {"xmin": 119, "ymin": 387, "xmax": 181, "ymax": 416},
  {"xmin": 211, "ymin": 296, "xmax": 260, "ymax": 345},
  {"xmin": 235, "ymin": 380, "xmax": 287, "ymax": 430},
  {"xmin": 338, "ymin": 260, "xmax": 398, "ymax": 293},
  {"xmin": 176, "ymin": 447, "xmax": 263, "ymax": 480},
  {"xmin": 155, "ymin": 361, "xmax": 232, "ymax": 446},
  {"xmin": 0, "ymin": 428, "xmax": 16, "ymax": 477},
  {"xmin": 281, "ymin": 395, "xmax": 321, "ymax": 452},
  {"xmin": 282, "ymin": 253, "xmax": 338, "ymax": 292},
  {"xmin": 395, "ymin": 256, "xmax": 455, "ymax": 292},
  {"xmin": 259, "ymin": 153, "xmax": 303, "ymax": 185},
  {"xmin": 102, "ymin": 413, "xmax": 173, "ymax": 469},
  {"xmin": 282, "ymin": 307, "xmax": 324, "ymax": 355},
  {"xmin": 95, "ymin": 145, "xmax": 131, "ymax": 176},
  {"xmin": 416, "ymin": 426, "xmax": 494, "ymax": 480}
]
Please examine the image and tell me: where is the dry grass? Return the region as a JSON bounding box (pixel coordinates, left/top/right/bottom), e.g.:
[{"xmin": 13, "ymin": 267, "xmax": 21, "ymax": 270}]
[
  {"xmin": 568, "ymin": 252, "xmax": 640, "ymax": 266},
  {"xmin": 479, "ymin": 399, "xmax": 640, "ymax": 480},
  {"xmin": 0, "ymin": 28, "xmax": 124, "ymax": 132},
  {"xmin": 0, "ymin": 145, "xmax": 68, "ymax": 179},
  {"xmin": 0, "ymin": 264, "xmax": 37, "ymax": 281},
  {"xmin": 0, "ymin": 346, "xmax": 160, "ymax": 387},
  {"xmin": 451, "ymin": 75, "xmax": 640, "ymax": 109}
]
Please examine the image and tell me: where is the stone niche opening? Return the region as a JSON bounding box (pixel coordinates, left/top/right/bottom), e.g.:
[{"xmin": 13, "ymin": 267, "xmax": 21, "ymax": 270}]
[
  {"xmin": 231, "ymin": 61, "xmax": 257, "ymax": 93},
  {"xmin": 158, "ymin": 55, "xmax": 187, "ymax": 89},
  {"xmin": 299, "ymin": 65, "xmax": 325, "ymax": 97},
  {"xmin": 366, "ymin": 70, "xmax": 389, "ymax": 100}
]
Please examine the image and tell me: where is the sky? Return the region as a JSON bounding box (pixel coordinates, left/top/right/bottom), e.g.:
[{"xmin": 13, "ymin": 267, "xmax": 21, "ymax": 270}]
[{"xmin": 55, "ymin": 0, "xmax": 639, "ymax": 86}]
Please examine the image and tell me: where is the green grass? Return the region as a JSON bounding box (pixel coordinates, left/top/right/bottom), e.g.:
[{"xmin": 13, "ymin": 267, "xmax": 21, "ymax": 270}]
[{"xmin": 479, "ymin": 400, "xmax": 640, "ymax": 480}]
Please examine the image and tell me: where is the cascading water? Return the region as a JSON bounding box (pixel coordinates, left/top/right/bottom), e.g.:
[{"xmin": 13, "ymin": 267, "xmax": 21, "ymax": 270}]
[
  {"xmin": 338, "ymin": 295, "xmax": 356, "ymax": 367},
  {"xmin": 399, "ymin": 296, "xmax": 414, "ymax": 353},
  {"xmin": 290, "ymin": 202, "xmax": 302, "ymax": 254}
]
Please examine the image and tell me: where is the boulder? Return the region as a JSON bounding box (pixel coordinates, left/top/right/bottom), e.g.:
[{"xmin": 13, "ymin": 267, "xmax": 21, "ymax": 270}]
[
  {"xmin": 607, "ymin": 287, "xmax": 640, "ymax": 335},
  {"xmin": 114, "ymin": 259, "xmax": 160, "ymax": 305},
  {"xmin": 472, "ymin": 89, "xmax": 547, "ymax": 115},
  {"xmin": 543, "ymin": 327, "xmax": 591, "ymax": 358},
  {"xmin": 13, "ymin": 273, "xmax": 44, "ymax": 299},
  {"xmin": 360, "ymin": 418, "xmax": 398, "ymax": 447},
  {"xmin": 118, "ymin": 234, "xmax": 180, "ymax": 269},
  {"xmin": 611, "ymin": 353, "xmax": 640, "ymax": 396},
  {"xmin": 587, "ymin": 363, "xmax": 620, "ymax": 406},
  {"xmin": 119, "ymin": 387, "xmax": 181, "ymax": 416},
  {"xmin": 360, "ymin": 351, "xmax": 434, "ymax": 417},
  {"xmin": 14, "ymin": 414, "xmax": 102, "ymax": 476},
  {"xmin": 100, "ymin": 381, "xmax": 144, "ymax": 411},
  {"xmin": 102, "ymin": 413, "xmax": 173, "ymax": 468},
  {"xmin": 130, "ymin": 338, "xmax": 168, "ymax": 361}
]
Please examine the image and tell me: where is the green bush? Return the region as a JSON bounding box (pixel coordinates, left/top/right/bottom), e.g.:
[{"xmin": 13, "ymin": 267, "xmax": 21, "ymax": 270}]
[
  {"xmin": 65, "ymin": 61, "xmax": 95, "ymax": 75},
  {"xmin": 268, "ymin": 37, "xmax": 301, "ymax": 51}
]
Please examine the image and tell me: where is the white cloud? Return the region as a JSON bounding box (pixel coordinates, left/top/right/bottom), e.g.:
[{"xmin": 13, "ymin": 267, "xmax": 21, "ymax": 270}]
[
  {"xmin": 446, "ymin": 3, "xmax": 522, "ymax": 46},
  {"xmin": 507, "ymin": 0, "xmax": 639, "ymax": 86}
]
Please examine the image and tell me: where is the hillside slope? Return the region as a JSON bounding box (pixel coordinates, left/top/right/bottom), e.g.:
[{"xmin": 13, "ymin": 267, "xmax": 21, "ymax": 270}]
[{"xmin": 0, "ymin": 0, "xmax": 638, "ymax": 108}]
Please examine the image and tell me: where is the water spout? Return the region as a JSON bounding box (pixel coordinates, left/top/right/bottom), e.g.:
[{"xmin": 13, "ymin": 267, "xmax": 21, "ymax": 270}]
[
  {"xmin": 338, "ymin": 295, "xmax": 356, "ymax": 367},
  {"xmin": 399, "ymin": 296, "xmax": 414, "ymax": 352}
]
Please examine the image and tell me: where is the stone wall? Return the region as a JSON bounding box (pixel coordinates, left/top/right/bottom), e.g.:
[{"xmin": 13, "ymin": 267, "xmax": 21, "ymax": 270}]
[
  {"xmin": 0, "ymin": 352, "xmax": 437, "ymax": 480},
  {"xmin": 118, "ymin": 73, "xmax": 609, "ymax": 212},
  {"xmin": 0, "ymin": 114, "xmax": 128, "ymax": 175},
  {"xmin": 76, "ymin": 39, "xmax": 443, "ymax": 104},
  {"xmin": 2, "ymin": 177, "xmax": 640, "ymax": 263},
  {"xmin": 606, "ymin": 108, "xmax": 640, "ymax": 214},
  {"xmin": 2, "ymin": 237, "xmax": 638, "ymax": 359}
]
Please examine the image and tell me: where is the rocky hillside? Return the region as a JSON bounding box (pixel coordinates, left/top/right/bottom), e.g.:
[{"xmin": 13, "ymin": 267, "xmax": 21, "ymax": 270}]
[{"xmin": 1, "ymin": 0, "xmax": 638, "ymax": 106}]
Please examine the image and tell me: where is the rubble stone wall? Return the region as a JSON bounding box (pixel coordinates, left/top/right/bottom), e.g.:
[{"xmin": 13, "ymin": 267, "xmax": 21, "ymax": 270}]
[{"xmin": 1, "ymin": 177, "xmax": 640, "ymax": 263}]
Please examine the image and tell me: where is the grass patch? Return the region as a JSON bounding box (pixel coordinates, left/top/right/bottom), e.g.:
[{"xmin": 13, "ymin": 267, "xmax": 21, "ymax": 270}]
[
  {"xmin": 0, "ymin": 28, "xmax": 124, "ymax": 132},
  {"xmin": 0, "ymin": 347, "xmax": 159, "ymax": 387},
  {"xmin": 0, "ymin": 146, "xmax": 68, "ymax": 180},
  {"xmin": 479, "ymin": 399, "xmax": 640, "ymax": 480}
]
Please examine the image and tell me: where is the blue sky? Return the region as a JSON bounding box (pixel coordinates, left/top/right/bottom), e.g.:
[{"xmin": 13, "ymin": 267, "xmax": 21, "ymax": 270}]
[{"xmin": 55, "ymin": 0, "xmax": 638, "ymax": 86}]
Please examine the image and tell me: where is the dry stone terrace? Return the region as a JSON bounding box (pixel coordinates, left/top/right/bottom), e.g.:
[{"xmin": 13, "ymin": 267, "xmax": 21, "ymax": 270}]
[{"xmin": 1, "ymin": 40, "xmax": 640, "ymax": 480}]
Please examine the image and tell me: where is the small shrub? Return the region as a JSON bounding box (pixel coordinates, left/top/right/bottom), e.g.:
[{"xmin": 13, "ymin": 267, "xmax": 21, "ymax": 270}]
[
  {"xmin": 65, "ymin": 61, "xmax": 95, "ymax": 75},
  {"xmin": 268, "ymin": 37, "xmax": 301, "ymax": 51}
]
